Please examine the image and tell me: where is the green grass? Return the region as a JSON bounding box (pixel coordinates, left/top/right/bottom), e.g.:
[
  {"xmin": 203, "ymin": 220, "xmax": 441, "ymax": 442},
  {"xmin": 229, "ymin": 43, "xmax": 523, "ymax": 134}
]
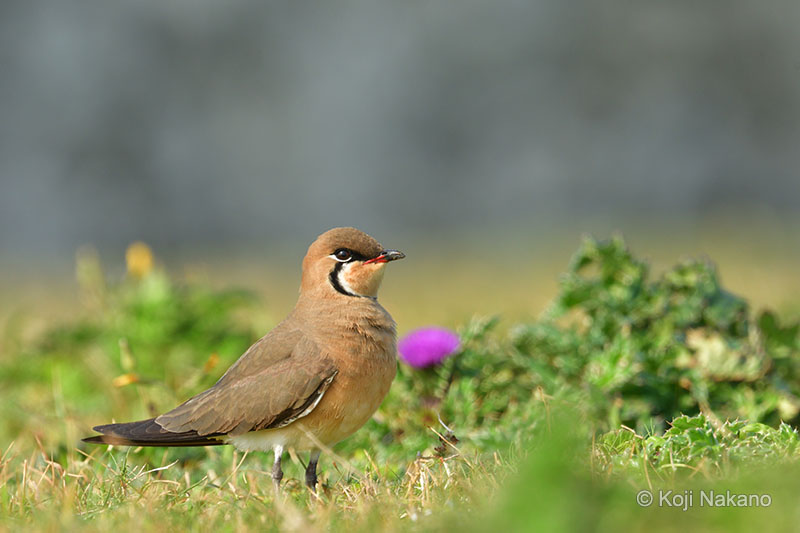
[{"xmin": 2, "ymin": 237, "xmax": 800, "ymax": 531}]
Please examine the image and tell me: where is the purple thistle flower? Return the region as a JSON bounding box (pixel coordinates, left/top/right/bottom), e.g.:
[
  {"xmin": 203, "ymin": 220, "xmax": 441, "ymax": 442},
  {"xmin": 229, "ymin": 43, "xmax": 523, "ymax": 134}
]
[{"xmin": 398, "ymin": 327, "xmax": 461, "ymax": 368}]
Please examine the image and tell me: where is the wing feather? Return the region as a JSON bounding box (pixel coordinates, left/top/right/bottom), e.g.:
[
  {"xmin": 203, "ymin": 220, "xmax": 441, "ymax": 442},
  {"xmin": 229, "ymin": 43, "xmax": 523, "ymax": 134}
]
[{"xmin": 155, "ymin": 329, "xmax": 337, "ymax": 436}]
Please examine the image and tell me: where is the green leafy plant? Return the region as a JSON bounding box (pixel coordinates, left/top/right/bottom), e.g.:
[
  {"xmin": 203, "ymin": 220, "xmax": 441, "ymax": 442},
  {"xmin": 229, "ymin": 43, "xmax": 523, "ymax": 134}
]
[
  {"xmin": 0, "ymin": 246, "xmax": 260, "ymax": 449},
  {"xmin": 510, "ymin": 236, "xmax": 800, "ymax": 432},
  {"xmin": 597, "ymin": 414, "xmax": 800, "ymax": 482}
]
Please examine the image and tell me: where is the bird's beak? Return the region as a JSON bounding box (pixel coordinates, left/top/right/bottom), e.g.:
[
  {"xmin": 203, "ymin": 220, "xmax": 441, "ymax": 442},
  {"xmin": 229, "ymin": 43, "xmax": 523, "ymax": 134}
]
[{"xmin": 364, "ymin": 249, "xmax": 405, "ymax": 264}]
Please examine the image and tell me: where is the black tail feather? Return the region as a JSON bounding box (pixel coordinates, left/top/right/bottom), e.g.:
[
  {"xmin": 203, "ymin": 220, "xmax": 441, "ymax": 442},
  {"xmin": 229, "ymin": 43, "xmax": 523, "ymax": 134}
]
[{"xmin": 82, "ymin": 418, "xmax": 227, "ymax": 447}]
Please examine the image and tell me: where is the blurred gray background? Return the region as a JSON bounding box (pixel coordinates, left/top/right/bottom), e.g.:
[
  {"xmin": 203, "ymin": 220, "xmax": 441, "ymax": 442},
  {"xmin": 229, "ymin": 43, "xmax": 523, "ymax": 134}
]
[{"xmin": 2, "ymin": 0, "xmax": 800, "ymax": 261}]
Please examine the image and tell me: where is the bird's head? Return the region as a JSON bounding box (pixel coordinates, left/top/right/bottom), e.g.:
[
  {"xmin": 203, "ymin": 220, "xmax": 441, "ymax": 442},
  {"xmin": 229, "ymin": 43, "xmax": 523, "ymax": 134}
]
[{"xmin": 301, "ymin": 227, "xmax": 405, "ymax": 299}]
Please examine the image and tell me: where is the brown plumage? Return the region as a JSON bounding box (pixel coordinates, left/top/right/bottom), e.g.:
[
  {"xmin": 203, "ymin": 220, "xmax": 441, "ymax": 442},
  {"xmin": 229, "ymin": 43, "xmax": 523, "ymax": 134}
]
[{"xmin": 83, "ymin": 227, "xmax": 404, "ymax": 490}]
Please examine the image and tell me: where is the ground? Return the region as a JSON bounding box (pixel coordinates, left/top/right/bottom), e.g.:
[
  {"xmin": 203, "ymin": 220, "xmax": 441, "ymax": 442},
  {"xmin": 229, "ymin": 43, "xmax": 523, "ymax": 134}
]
[{"xmin": 2, "ymin": 227, "xmax": 800, "ymax": 532}]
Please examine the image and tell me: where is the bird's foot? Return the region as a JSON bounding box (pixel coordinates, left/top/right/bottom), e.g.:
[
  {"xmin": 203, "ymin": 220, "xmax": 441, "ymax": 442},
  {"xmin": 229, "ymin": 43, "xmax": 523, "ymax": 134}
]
[
  {"xmin": 272, "ymin": 456, "xmax": 284, "ymax": 493},
  {"xmin": 305, "ymin": 470, "xmax": 318, "ymax": 491},
  {"xmin": 305, "ymin": 451, "xmax": 320, "ymax": 492}
]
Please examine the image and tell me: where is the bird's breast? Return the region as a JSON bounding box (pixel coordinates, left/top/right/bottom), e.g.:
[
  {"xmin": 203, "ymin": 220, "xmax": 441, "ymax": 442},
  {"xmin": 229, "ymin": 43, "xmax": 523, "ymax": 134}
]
[{"xmin": 299, "ymin": 307, "xmax": 397, "ymax": 446}]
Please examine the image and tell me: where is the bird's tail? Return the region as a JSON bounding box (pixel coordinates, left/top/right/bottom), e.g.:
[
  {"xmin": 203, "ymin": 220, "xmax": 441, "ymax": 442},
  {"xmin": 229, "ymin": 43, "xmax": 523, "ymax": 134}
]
[{"xmin": 82, "ymin": 418, "xmax": 227, "ymax": 447}]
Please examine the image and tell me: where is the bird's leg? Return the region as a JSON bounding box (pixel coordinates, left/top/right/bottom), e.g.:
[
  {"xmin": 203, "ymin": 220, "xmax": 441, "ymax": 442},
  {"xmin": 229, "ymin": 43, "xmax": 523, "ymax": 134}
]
[
  {"xmin": 305, "ymin": 450, "xmax": 321, "ymax": 491},
  {"xmin": 272, "ymin": 444, "xmax": 284, "ymax": 491}
]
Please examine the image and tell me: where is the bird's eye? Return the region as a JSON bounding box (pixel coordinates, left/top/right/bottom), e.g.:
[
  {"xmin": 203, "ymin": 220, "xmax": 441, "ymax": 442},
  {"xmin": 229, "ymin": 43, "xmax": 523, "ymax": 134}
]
[{"xmin": 333, "ymin": 249, "xmax": 352, "ymax": 262}]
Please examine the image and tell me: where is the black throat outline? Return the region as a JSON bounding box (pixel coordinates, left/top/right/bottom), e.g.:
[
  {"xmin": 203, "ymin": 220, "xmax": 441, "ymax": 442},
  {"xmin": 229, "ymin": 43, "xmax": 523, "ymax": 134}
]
[{"xmin": 329, "ymin": 262, "xmax": 358, "ymax": 297}]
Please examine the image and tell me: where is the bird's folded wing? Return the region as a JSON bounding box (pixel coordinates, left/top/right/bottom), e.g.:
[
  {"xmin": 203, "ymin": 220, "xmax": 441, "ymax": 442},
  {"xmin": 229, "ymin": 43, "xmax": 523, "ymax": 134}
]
[{"xmin": 156, "ymin": 332, "xmax": 338, "ymax": 436}]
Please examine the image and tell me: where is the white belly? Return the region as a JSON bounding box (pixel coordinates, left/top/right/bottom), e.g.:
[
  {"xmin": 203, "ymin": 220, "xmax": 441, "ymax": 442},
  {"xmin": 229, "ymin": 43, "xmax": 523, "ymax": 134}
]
[{"xmin": 226, "ymin": 424, "xmax": 313, "ymax": 452}]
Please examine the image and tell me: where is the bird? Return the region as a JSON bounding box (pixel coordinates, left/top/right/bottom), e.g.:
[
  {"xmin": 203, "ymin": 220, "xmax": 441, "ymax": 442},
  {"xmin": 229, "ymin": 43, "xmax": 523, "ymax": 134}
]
[{"xmin": 83, "ymin": 227, "xmax": 405, "ymax": 491}]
